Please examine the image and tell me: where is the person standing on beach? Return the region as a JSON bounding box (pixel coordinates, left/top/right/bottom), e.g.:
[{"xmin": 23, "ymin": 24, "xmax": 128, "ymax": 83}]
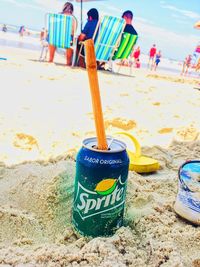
[
  {"xmin": 135, "ymin": 58, "xmax": 141, "ymax": 68},
  {"xmin": 39, "ymin": 28, "xmax": 49, "ymax": 61},
  {"xmin": 40, "ymin": 28, "xmax": 45, "ymax": 41},
  {"xmin": 19, "ymin": 25, "xmax": 25, "ymax": 37},
  {"xmin": 48, "ymin": 2, "xmax": 77, "ymax": 66},
  {"xmin": 2, "ymin": 24, "xmax": 7, "ymax": 33},
  {"xmin": 181, "ymin": 54, "xmax": 192, "ymax": 75},
  {"xmin": 152, "ymin": 50, "xmax": 161, "ymax": 71},
  {"xmin": 148, "ymin": 44, "xmax": 156, "ymax": 68}
]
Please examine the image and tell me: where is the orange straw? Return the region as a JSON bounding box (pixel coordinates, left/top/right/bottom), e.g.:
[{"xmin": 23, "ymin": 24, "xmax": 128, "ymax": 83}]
[{"xmin": 84, "ymin": 39, "xmax": 108, "ymax": 150}]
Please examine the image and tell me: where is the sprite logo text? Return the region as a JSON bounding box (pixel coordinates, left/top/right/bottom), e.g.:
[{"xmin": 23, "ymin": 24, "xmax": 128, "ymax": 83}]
[{"xmin": 74, "ymin": 177, "xmax": 127, "ymax": 220}]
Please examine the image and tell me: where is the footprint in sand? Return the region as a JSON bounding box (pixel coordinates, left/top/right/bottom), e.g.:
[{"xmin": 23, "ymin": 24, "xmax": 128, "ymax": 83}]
[
  {"xmin": 105, "ymin": 117, "xmax": 136, "ymax": 130},
  {"xmin": 158, "ymin": 128, "xmax": 173, "ymax": 134},
  {"xmin": 120, "ymin": 93, "xmax": 129, "ymax": 97},
  {"xmin": 152, "ymin": 102, "xmax": 161, "ymax": 106},
  {"xmin": 13, "ymin": 133, "xmax": 39, "ymax": 151}
]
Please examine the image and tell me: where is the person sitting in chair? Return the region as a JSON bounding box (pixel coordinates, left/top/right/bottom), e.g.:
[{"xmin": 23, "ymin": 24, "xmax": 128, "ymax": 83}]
[
  {"xmin": 78, "ymin": 8, "xmax": 99, "ymax": 42},
  {"xmin": 117, "ymin": 10, "xmax": 138, "ymax": 67},
  {"xmin": 122, "ymin": 10, "xmax": 138, "ymax": 35},
  {"xmin": 48, "ymin": 2, "xmax": 77, "ymax": 66},
  {"xmin": 77, "ymin": 8, "xmax": 99, "ymax": 68}
]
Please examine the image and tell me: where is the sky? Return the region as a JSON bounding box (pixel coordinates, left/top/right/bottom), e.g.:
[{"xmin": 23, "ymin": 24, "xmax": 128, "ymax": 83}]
[{"xmin": 0, "ymin": 0, "xmax": 200, "ymax": 60}]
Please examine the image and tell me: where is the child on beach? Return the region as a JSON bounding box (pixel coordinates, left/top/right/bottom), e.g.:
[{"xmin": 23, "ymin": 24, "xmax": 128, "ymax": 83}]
[
  {"xmin": 132, "ymin": 46, "xmax": 140, "ymax": 65},
  {"xmin": 181, "ymin": 54, "xmax": 192, "ymax": 75},
  {"xmin": 39, "ymin": 28, "xmax": 49, "ymax": 61},
  {"xmin": 48, "ymin": 2, "xmax": 77, "ymax": 66}
]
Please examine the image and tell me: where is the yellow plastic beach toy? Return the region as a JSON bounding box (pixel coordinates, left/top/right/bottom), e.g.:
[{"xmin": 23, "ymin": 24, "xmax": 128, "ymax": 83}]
[{"xmin": 116, "ymin": 132, "xmax": 160, "ymax": 173}]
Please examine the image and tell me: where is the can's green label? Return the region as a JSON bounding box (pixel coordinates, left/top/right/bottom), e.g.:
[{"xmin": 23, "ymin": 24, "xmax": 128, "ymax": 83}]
[{"xmin": 74, "ymin": 176, "xmax": 126, "ymax": 220}]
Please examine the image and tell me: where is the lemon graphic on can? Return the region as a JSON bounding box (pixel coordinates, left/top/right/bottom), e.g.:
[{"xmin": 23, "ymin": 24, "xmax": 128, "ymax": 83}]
[{"xmin": 95, "ymin": 179, "xmax": 117, "ymax": 195}]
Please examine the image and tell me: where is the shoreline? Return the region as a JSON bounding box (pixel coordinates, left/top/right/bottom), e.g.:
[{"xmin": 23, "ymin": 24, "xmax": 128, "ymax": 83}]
[{"xmin": 1, "ymin": 31, "xmax": 200, "ymax": 77}]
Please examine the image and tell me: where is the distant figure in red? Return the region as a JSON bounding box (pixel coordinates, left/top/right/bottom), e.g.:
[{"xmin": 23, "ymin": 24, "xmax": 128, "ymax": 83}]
[
  {"xmin": 181, "ymin": 54, "xmax": 192, "ymax": 75},
  {"xmin": 132, "ymin": 46, "xmax": 140, "ymax": 64},
  {"xmin": 148, "ymin": 44, "xmax": 156, "ymax": 68}
]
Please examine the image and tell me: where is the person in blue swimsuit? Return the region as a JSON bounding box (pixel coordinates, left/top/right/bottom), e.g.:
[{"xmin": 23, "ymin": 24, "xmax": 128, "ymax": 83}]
[{"xmin": 152, "ymin": 50, "xmax": 161, "ymax": 71}]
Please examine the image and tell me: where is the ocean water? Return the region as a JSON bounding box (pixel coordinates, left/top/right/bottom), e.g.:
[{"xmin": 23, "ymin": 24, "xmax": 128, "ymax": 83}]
[
  {"xmin": 0, "ymin": 25, "xmax": 41, "ymax": 52},
  {"xmin": 0, "ymin": 26, "xmax": 199, "ymax": 78},
  {"xmin": 0, "ymin": 36, "xmax": 41, "ymax": 51},
  {"xmin": 0, "ymin": 22, "xmax": 43, "ymax": 51}
]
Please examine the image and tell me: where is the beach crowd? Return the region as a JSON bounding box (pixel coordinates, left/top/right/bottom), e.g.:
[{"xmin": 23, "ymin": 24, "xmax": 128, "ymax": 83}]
[
  {"xmin": 2, "ymin": 1, "xmax": 200, "ymax": 75},
  {"xmin": 37, "ymin": 1, "xmax": 167, "ymax": 72}
]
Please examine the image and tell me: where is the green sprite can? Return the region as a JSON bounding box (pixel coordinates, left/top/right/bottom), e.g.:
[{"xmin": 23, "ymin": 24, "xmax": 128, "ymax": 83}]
[{"xmin": 72, "ymin": 136, "xmax": 129, "ymax": 237}]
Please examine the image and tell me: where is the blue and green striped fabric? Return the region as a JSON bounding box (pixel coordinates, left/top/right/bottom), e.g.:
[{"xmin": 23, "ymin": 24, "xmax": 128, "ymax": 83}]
[
  {"xmin": 94, "ymin": 16, "xmax": 126, "ymax": 62},
  {"xmin": 112, "ymin": 32, "xmax": 138, "ymax": 60},
  {"xmin": 48, "ymin": 13, "xmax": 73, "ymax": 49}
]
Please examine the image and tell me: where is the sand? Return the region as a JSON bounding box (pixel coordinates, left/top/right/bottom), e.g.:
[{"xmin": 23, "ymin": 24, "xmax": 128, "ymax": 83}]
[{"xmin": 0, "ymin": 44, "xmax": 200, "ymax": 266}]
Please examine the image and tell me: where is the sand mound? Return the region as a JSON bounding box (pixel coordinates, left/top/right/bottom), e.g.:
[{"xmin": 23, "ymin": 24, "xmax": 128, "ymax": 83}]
[{"xmin": 0, "ymin": 141, "xmax": 200, "ymax": 266}]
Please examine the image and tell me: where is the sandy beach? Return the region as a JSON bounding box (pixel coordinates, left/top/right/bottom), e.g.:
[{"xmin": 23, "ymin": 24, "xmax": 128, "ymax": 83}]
[{"xmin": 0, "ymin": 42, "xmax": 200, "ymax": 266}]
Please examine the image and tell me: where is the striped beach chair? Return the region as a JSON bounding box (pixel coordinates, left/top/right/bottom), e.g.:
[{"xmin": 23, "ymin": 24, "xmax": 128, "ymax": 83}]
[
  {"xmin": 47, "ymin": 13, "xmax": 76, "ymax": 48},
  {"xmin": 46, "ymin": 13, "xmax": 77, "ymax": 65},
  {"xmin": 94, "ymin": 16, "xmax": 126, "ymax": 62},
  {"xmin": 112, "ymin": 32, "xmax": 138, "ymax": 75},
  {"xmin": 112, "ymin": 32, "xmax": 138, "ymax": 60},
  {"xmin": 76, "ymin": 15, "xmax": 125, "ymax": 66}
]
